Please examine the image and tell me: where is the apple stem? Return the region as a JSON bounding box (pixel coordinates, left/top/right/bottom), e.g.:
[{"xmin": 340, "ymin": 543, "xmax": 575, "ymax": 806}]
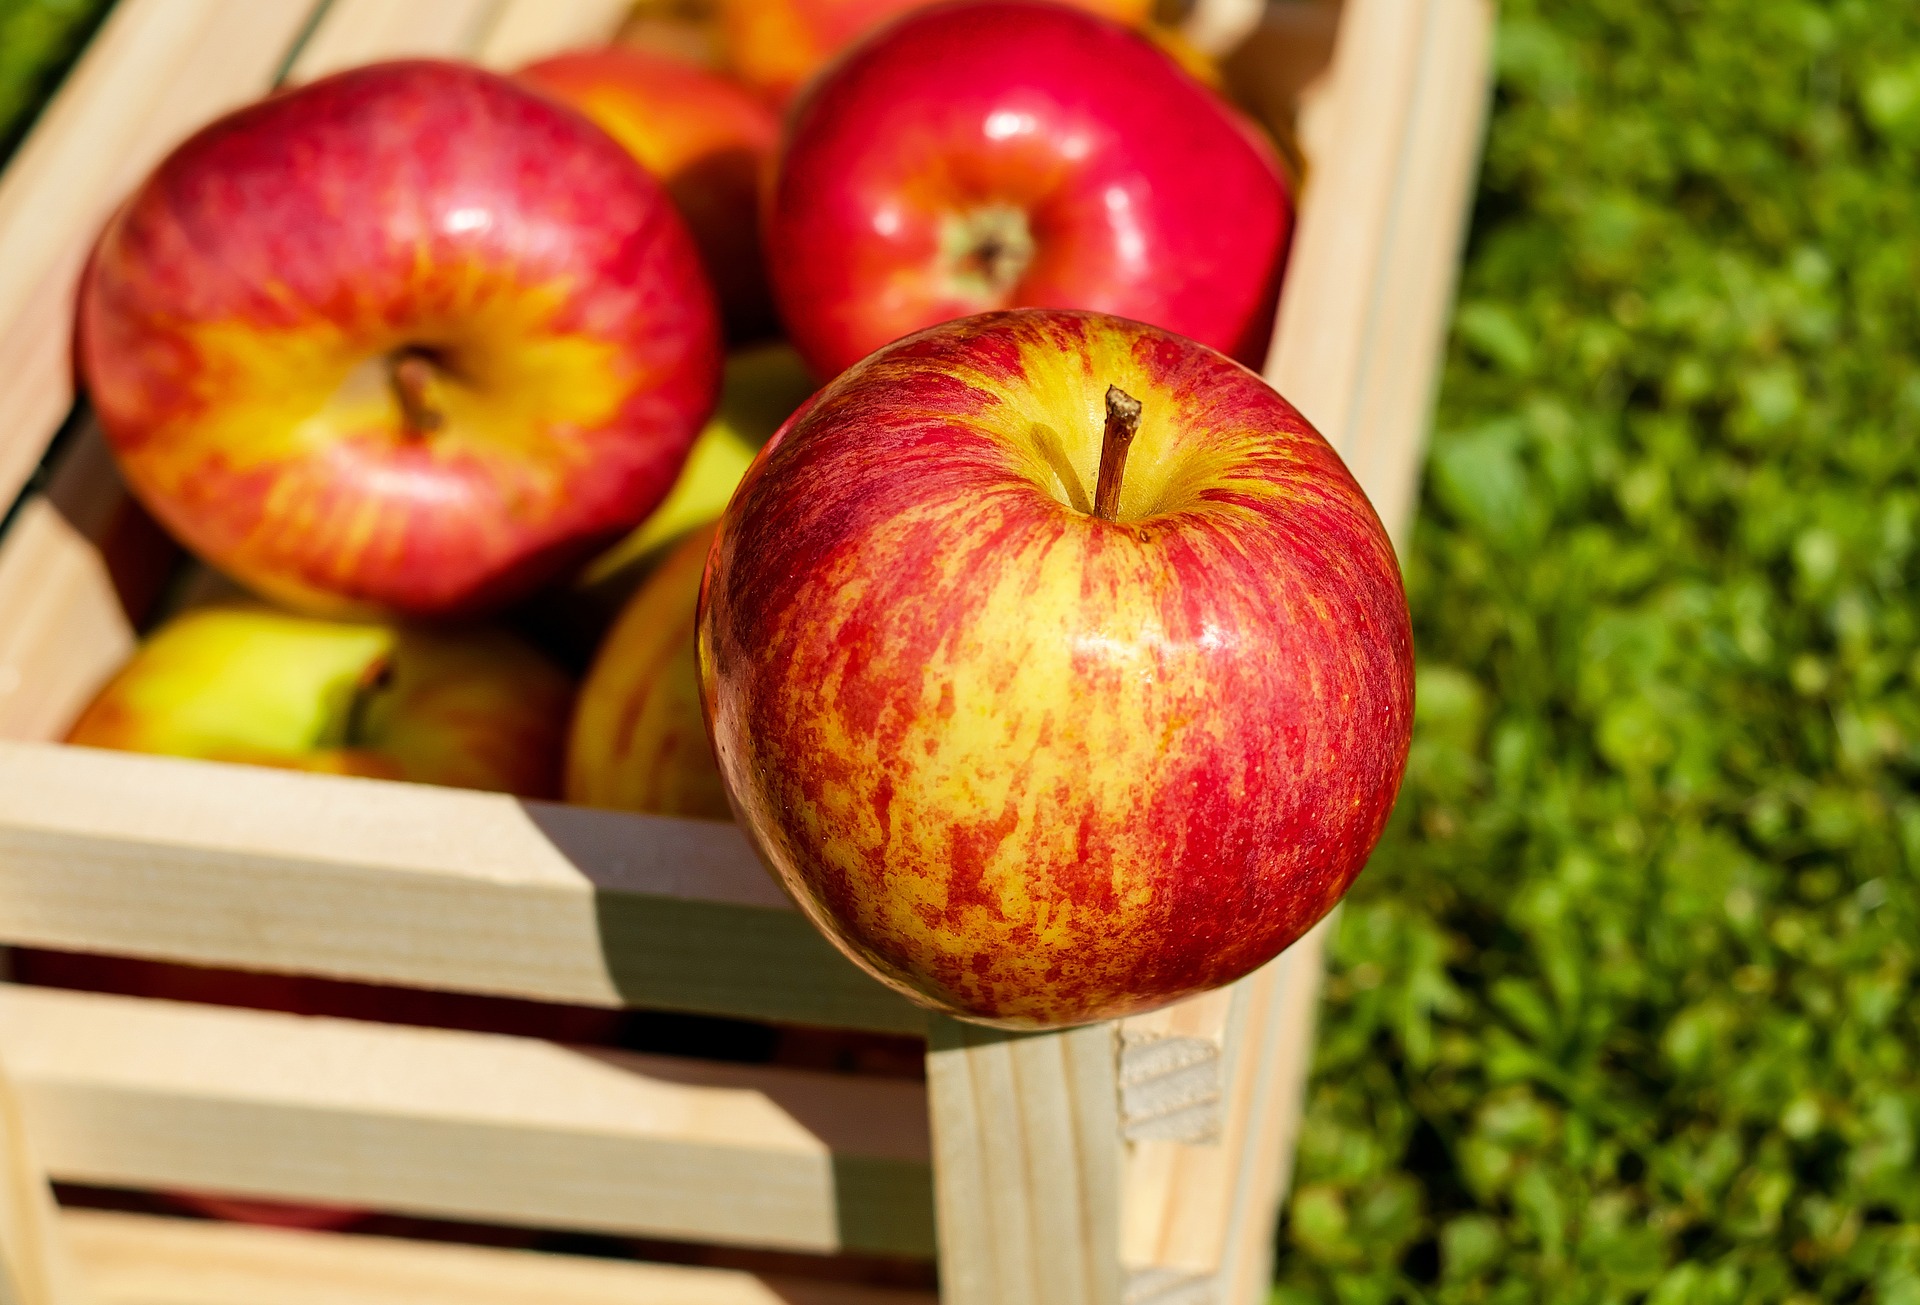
[
  {"xmin": 389, "ymin": 349, "xmax": 444, "ymax": 437},
  {"xmin": 342, "ymin": 654, "xmax": 395, "ymax": 748},
  {"xmin": 1093, "ymin": 385, "xmax": 1143, "ymax": 522}
]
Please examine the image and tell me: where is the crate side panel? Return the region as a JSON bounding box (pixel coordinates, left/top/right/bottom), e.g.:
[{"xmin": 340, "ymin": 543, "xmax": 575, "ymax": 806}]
[{"xmin": 1, "ymin": 987, "xmax": 935, "ymax": 1256}]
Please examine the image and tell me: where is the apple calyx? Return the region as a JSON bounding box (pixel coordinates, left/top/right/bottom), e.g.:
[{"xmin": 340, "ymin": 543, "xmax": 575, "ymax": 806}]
[
  {"xmin": 1092, "ymin": 384, "xmax": 1142, "ymax": 522},
  {"xmin": 388, "ymin": 347, "xmax": 445, "ymax": 437},
  {"xmin": 941, "ymin": 204, "xmax": 1036, "ymax": 303}
]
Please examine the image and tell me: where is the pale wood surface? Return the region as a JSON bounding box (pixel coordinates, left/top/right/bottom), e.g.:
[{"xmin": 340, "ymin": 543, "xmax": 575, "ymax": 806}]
[
  {"xmin": 1265, "ymin": 0, "xmax": 1494, "ymax": 556},
  {"xmin": 66, "ymin": 1210, "xmax": 935, "ymax": 1305},
  {"xmin": 0, "ymin": 742, "xmax": 921, "ymax": 1032},
  {"xmin": 926, "ymin": 1020, "xmax": 1121, "ymax": 1305},
  {"xmin": 285, "ymin": 0, "xmax": 501, "ymax": 81},
  {"xmin": 476, "ymin": 0, "xmax": 639, "ymax": 67},
  {"xmin": 0, "ymin": 500, "xmax": 132, "ymax": 746},
  {"xmin": 0, "ymin": 0, "xmax": 319, "ymax": 523},
  {"xmin": 1116, "ymin": 988, "xmax": 1242, "ymax": 1145},
  {"xmin": 0, "ymin": 1053, "xmax": 84, "ymax": 1305},
  {"xmin": 0, "ymin": 985, "xmax": 933, "ymax": 1256}
]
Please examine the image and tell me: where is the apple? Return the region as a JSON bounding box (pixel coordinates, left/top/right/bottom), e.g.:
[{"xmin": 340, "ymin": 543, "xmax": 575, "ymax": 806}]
[
  {"xmin": 697, "ymin": 309, "xmax": 1413, "ymax": 1028},
  {"xmin": 763, "ymin": 1, "xmax": 1293, "ymax": 380},
  {"xmin": 568, "ymin": 521, "xmax": 729, "ymax": 819},
  {"xmin": 76, "ymin": 59, "xmax": 722, "ymax": 619},
  {"xmin": 518, "ymin": 46, "xmax": 780, "ymax": 342},
  {"xmin": 66, "ymin": 605, "xmax": 573, "ymax": 798},
  {"xmin": 718, "ymin": 0, "xmax": 1152, "ymax": 106},
  {"xmin": 582, "ymin": 341, "xmax": 815, "ymax": 583}
]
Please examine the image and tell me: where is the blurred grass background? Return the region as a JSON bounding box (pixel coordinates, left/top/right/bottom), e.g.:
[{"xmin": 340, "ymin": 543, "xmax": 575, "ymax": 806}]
[{"xmin": 1272, "ymin": 2, "xmax": 1920, "ymax": 1302}]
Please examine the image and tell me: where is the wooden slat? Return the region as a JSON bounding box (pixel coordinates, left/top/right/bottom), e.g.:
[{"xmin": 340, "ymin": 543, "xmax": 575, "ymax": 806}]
[
  {"xmin": 285, "ymin": 0, "xmax": 503, "ymax": 82},
  {"xmin": 926, "ymin": 1020, "xmax": 1121, "ymax": 1305},
  {"xmin": 0, "ymin": 986, "xmax": 934, "ymax": 1257},
  {"xmin": 476, "ymin": 0, "xmax": 639, "ymax": 67},
  {"xmin": 1115, "ymin": 988, "xmax": 1243, "ymax": 1145},
  {"xmin": 66, "ymin": 1210, "xmax": 935, "ymax": 1305},
  {"xmin": 0, "ymin": 498, "xmax": 133, "ymax": 745},
  {"xmin": 0, "ymin": 742, "xmax": 922, "ymax": 1033},
  {"xmin": 1331, "ymin": 0, "xmax": 1497, "ymax": 552},
  {"xmin": 0, "ymin": 1051, "xmax": 83, "ymax": 1305},
  {"xmin": 0, "ymin": 0, "xmax": 322, "ymax": 521},
  {"xmin": 0, "ymin": 420, "xmax": 178, "ymax": 745}
]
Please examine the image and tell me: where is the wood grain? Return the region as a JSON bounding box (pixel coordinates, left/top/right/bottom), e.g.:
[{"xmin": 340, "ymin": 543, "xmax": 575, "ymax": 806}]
[
  {"xmin": 926, "ymin": 1020, "xmax": 1122, "ymax": 1305},
  {"xmin": 0, "ymin": 1052, "xmax": 83, "ymax": 1305},
  {"xmin": 0, "ymin": 742, "xmax": 921, "ymax": 1032},
  {"xmin": 1116, "ymin": 988, "xmax": 1243, "ymax": 1145},
  {"xmin": 0, "ymin": 985, "xmax": 933, "ymax": 1256},
  {"xmin": 66, "ymin": 1210, "xmax": 936, "ymax": 1305}
]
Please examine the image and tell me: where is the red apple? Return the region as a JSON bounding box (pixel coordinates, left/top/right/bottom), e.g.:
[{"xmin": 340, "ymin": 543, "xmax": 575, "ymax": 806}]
[
  {"xmin": 567, "ymin": 521, "xmax": 730, "ymax": 818},
  {"xmin": 66, "ymin": 605, "xmax": 573, "ymax": 798},
  {"xmin": 698, "ymin": 310, "xmax": 1412, "ymax": 1028},
  {"xmin": 518, "ymin": 47, "xmax": 780, "ymax": 342},
  {"xmin": 717, "ymin": 0, "xmax": 1153, "ymax": 106},
  {"xmin": 764, "ymin": 1, "xmax": 1292, "ymax": 379},
  {"xmin": 77, "ymin": 60, "xmax": 723, "ymax": 618}
]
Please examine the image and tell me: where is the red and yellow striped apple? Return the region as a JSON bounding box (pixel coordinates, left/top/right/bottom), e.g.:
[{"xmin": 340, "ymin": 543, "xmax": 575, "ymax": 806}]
[
  {"xmin": 518, "ymin": 47, "xmax": 780, "ymax": 342},
  {"xmin": 764, "ymin": 1, "xmax": 1293, "ymax": 379},
  {"xmin": 67, "ymin": 605, "xmax": 572, "ymax": 797},
  {"xmin": 567, "ymin": 521, "xmax": 730, "ymax": 818},
  {"xmin": 717, "ymin": 0, "xmax": 1152, "ymax": 106},
  {"xmin": 698, "ymin": 310, "xmax": 1412, "ymax": 1028},
  {"xmin": 77, "ymin": 60, "xmax": 722, "ymax": 618}
]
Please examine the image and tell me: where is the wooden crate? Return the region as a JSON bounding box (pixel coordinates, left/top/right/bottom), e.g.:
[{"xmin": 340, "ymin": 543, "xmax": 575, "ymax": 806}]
[{"xmin": 0, "ymin": 1, "xmax": 1491, "ymax": 1302}]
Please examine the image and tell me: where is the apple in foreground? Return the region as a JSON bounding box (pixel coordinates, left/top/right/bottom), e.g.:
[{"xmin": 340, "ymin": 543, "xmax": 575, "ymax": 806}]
[
  {"xmin": 717, "ymin": 0, "xmax": 1151, "ymax": 105},
  {"xmin": 697, "ymin": 310, "xmax": 1413, "ymax": 1028},
  {"xmin": 568, "ymin": 522, "xmax": 729, "ymax": 818},
  {"xmin": 66, "ymin": 605, "xmax": 573, "ymax": 797},
  {"xmin": 77, "ymin": 59, "xmax": 722, "ymax": 618},
  {"xmin": 518, "ymin": 47, "xmax": 780, "ymax": 341},
  {"xmin": 764, "ymin": 1, "xmax": 1292, "ymax": 380}
]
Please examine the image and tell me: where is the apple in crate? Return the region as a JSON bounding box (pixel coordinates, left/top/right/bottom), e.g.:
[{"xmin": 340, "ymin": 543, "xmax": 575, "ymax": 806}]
[
  {"xmin": 568, "ymin": 522, "xmax": 729, "ymax": 818},
  {"xmin": 717, "ymin": 0, "xmax": 1151, "ymax": 105},
  {"xmin": 76, "ymin": 60, "xmax": 722, "ymax": 619},
  {"xmin": 698, "ymin": 310, "xmax": 1412, "ymax": 1028},
  {"xmin": 519, "ymin": 46, "xmax": 780, "ymax": 342},
  {"xmin": 764, "ymin": 0, "xmax": 1292, "ymax": 379},
  {"xmin": 66, "ymin": 606, "xmax": 572, "ymax": 797}
]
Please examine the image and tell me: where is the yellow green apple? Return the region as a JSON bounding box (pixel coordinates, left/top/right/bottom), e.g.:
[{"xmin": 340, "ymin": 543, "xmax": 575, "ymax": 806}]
[
  {"xmin": 66, "ymin": 605, "xmax": 573, "ymax": 798},
  {"xmin": 567, "ymin": 522, "xmax": 727, "ymax": 818},
  {"xmin": 580, "ymin": 341, "xmax": 815, "ymax": 586}
]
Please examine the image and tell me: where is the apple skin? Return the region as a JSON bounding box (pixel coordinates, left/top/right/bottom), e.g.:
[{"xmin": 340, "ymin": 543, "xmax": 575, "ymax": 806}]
[
  {"xmin": 764, "ymin": 1, "xmax": 1292, "ymax": 380},
  {"xmin": 66, "ymin": 605, "xmax": 573, "ymax": 798},
  {"xmin": 77, "ymin": 60, "xmax": 722, "ymax": 619},
  {"xmin": 567, "ymin": 522, "xmax": 729, "ymax": 818},
  {"xmin": 697, "ymin": 310, "xmax": 1412, "ymax": 1028},
  {"xmin": 518, "ymin": 47, "xmax": 780, "ymax": 342},
  {"xmin": 718, "ymin": 0, "xmax": 1152, "ymax": 106}
]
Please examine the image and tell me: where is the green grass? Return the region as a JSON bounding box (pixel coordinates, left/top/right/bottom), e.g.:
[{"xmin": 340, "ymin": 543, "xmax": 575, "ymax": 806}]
[
  {"xmin": 1271, "ymin": 2, "xmax": 1920, "ymax": 1302},
  {"xmin": 0, "ymin": 0, "xmax": 115, "ymax": 165}
]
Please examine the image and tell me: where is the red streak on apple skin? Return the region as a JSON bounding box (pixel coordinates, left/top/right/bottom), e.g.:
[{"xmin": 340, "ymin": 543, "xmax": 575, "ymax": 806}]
[
  {"xmin": 700, "ymin": 310, "xmax": 1412, "ymax": 1028},
  {"xmin": 767, "ymin": 1, "xmax": 1293, "ymax": 379},
  {"xmin": 78, "ymin": 60, "xmax": 721, "ymax": 617}
]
